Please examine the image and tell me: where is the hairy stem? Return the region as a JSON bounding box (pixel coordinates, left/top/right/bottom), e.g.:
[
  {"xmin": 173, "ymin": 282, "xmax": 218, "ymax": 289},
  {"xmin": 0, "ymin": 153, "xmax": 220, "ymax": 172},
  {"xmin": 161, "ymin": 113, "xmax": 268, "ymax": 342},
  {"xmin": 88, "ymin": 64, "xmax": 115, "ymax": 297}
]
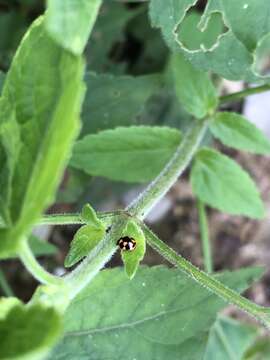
[
  {"xmin": 142, "ymin": 224, "xmax": 270, "ymax": 329},
  {"xmin": 20, "ymin": 241, "xmax": 63, "ymax": 286},
  {"xmin": 219, "ymin": 84, "xmax": 270, "ymax": 105},
  {"xmin": 197, "ymin": 199, "xmax": 213, "ymax": 273},
  {"xmin": 128, "ymin": 119, "xmax": 208, "ymax": 219},
  {"xmin": 39, "ymin": 213, "xmax": 83, "ymax": 225},
  {"xmin": 38, "ymin": 211, "xmax": 118, "ymax": 226}
]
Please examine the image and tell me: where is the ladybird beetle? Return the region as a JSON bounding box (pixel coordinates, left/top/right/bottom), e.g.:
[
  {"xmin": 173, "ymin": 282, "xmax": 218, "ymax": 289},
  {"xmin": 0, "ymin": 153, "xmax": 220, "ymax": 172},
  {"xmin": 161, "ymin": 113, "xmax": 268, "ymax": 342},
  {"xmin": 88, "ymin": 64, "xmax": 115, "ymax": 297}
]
[{"xmin": 117, "ymin": 236, "xmax": 136, "ymax": 251}]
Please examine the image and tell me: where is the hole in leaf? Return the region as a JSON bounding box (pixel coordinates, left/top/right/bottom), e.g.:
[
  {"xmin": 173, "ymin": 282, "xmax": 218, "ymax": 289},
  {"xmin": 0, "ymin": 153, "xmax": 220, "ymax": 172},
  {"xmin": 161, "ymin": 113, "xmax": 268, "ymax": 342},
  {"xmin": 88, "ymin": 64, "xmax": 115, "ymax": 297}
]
[{"xmin": 176, "ymin": 10, "xmax": 228, "ymax": 52}]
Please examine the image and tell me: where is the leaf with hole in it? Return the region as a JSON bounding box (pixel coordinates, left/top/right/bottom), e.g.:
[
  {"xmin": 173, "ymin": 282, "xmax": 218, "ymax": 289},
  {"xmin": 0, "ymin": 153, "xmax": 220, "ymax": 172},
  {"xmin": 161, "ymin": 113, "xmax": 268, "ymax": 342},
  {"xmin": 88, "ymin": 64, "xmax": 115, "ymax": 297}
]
[
  {"xmin": 210, "ymin": 112, "xmax": 270, "ymax": 154},
  {"xmin": 191, "ymin": 148, "xmax": 265, "ymax": 219},
  {"xmin": 50, "ymin": 266, "xmax": 263, "ymax": 360},
  {"xmin": 46, "ymin": 0, "xmax": 102, "ymax": 55},
  {"xmin": 71, "ymin": 126, "xmax": 181, "ymax": 183},
  {"xmin": 0, "ymin": 301, "xmax": 62, "ymax": 360},
  {"xmin": 64, "ymin": 224, "xmax": 105, "ymax": 268},
  {"xmin": 170, "ymin": 52, "xmax": 218, "ymax": 119},
  {"xmin": 120, "ymin": 220, "xmax": 146, "ymax": 279},
  {"xmin": 149, "ymin": 0, "xmax": 270, "ymax": 82},
  {"xmin": 205, "ymin": 316, "xmax": 258, "ymax": 360},
  {"xmin": 0, "ymin": 17, "xmax": 84, "ymax": 259}
]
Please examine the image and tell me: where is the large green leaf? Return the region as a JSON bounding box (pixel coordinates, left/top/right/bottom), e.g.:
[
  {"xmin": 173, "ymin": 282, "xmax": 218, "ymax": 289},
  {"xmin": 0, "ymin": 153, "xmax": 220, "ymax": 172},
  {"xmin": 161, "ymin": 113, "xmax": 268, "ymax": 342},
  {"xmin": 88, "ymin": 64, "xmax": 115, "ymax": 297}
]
[
  {"xmin": 81, "ymin": 72, "xmax": 162, "ymax": 136},
  {"xmin": 204, "ymin": 316, "xmax": 258, "ymax": 360},
  {"xmin": 191, "ymin": 148, "xmax": 265, "ymax": 219},
  {"xmin": 50, "ymin": 266, "xmax": 263, "ymax": 360},
  {"xmin": 71, "ymin": 126, "xmax": 181, "ymax": 183},
  {"xmin": 46, "ymin": 0, "xmax": 102, "ymax": 55},
  {"xmin": 0, "ymin": 300, "xmax": 62, "ymax": 360},
  {"xmin": 170, "ymin": 52, "xmax": 217, "ymax": 119},
  {"xmin": 0, "ymin": 17, "xmax": 84, "ymax": 258},
  {"xmin": 149, "ymin": 0, "xmax": 270, "ymax": 82},
  {"xmin": 210, "ymin": 112, "xmax": 270, "ymax": 155}
]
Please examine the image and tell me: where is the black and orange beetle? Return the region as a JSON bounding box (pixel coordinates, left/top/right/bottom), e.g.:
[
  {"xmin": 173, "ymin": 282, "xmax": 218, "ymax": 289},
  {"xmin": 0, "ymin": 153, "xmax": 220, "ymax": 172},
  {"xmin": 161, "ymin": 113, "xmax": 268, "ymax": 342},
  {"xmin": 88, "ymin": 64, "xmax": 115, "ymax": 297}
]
[{"xmin": 117, "ymin": 236, "xmax": 137, "ymax": 251}]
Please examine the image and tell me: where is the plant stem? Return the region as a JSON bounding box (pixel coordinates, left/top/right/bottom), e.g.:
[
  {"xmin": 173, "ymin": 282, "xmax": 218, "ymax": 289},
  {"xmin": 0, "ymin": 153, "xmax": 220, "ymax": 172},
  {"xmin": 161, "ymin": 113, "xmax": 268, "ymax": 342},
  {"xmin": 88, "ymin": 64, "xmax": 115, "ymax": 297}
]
[
  {"xmin": 20, "ymin": 241, "xmax": 63, "ymax": 286},
  {"xmin": 219, "ymin": 84, "xmax": 270, "ymax": 105},
  {"xmin": 142, "ymin": 224, "xmax": 270, "ymax": 329},
  {"xmin": 0, "ymin": 268, "xmax": 14, "ymax": 297},
  {"xmin": 63, "ymin": 239, "xmax": 117, "ymax": 300},
  {"xmin": 128, "ymin": 119, "xmax": 208, "ymax": 219},
  {"xmin": 197, "ymin": 199, "xmax": 213, "ymax": 273},
  {"xmin": 39, "ymin": 213, "xmax": 83, "ymax": 225},
  {"xmin": 38, "ymin": 211, "xmax": 120, "ymax": 226}
]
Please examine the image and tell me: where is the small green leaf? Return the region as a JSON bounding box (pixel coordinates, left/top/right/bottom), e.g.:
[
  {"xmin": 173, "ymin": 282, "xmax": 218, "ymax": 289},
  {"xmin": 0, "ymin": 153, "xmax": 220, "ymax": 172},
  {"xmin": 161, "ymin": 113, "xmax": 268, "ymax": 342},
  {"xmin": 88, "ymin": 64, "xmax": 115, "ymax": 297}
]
[
  {"xmin": 120, "ymin": 221, "xmax": 146, "ymax": 279},
  {"xmin": 191, "ymin": 148, "xmax": 265, "ymax": 219},
  {"xmin": 46, "ymin": 0, "xmax": 102, "ymax": 55},
  {"xmin": 50, "ymin": 266, "xmax": 263, "ymax": 360},
  {"xmin": 0, "ymin": 301, "xmax": 62, "ymax": 360},
  {"xmin": 170, "ymin": 52, "xmax": 218, "ymax": 119},
  {"xmin": 71, "ymin": 126, "xmax": 181, "ymax": 183},
  {"xmin": 64, "ymin": 225, "xmax": 105, "ymax": 268},
  {"xmin": 205, "ymin": 316, "xmax": 258, "ymax": 360},
  {"xmin": 210, "ymin": 112, "xmax": 270, "ymax": 154},
  {"xmin": 81, "ymin": 203, "xmax": 103, "ymax": 228}
]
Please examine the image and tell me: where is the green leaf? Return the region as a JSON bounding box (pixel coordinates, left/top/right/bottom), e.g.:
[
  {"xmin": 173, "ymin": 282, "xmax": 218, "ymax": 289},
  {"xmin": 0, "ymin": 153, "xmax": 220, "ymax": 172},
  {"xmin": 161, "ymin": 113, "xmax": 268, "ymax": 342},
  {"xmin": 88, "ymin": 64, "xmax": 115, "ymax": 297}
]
[
  {"xmin": 81, "ymin": 72, "xmax": 162, "ymax": 136},
  {"xmin": 50, "ymin": 266, "xmax": 263, "ymax": 360},
  {"xmin": 170, "ymin": 52, "xmax": 218, "ymax": 119},
  {"xmin": 191, "ymin": 148, "xmax": 265, "ymax": 219},
  {"xmin": 46, "ymin": 0, "xmax": 102, "ymax": 55},
  {"xmin": 120, "ymin": 220, "xmax": 146, "ymax": 279},
  {"xmin": 64, "ymin": 224, "xmax": 105, "ymax": 268},
  {"xmin": 210, "ymin": 112, "xmax": 270, "ymax": 155},
  {"xmin": 65, "ymin": 203, "xmax": 106, "ymax": 267},
  {"xmin": 0, "ymin": 17, "xmax": 84, "ymax": 258},
  {"xmin": 71, "ymin": 126, "xmax": 181, "ymax": 183},
  {"xmin": 204, "ymin": 316, "xmax": 258, "ymax": 360},
  {"xmin": 81, "ymin": 203, "xmax": 103, "ymax": 228},
  {"xmin": 149, "ymin": 0, "xmax": 270, "ymax": 82},
  {"xmin": 0, "ymin": 301, "xmax": 62, "ymax": 360}
]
